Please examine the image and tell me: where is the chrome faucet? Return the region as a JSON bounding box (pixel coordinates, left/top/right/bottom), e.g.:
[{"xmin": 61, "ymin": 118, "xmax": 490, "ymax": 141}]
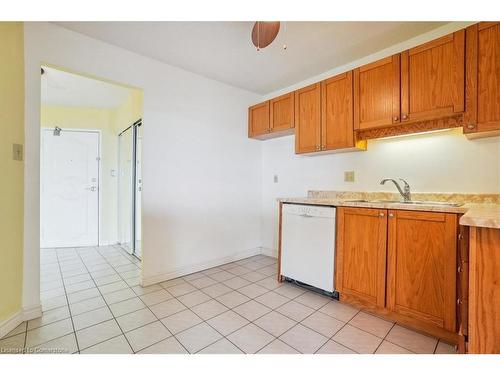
[{"xmin": 380, "ymin": 178, "xmax": 412, "ymax": 202}]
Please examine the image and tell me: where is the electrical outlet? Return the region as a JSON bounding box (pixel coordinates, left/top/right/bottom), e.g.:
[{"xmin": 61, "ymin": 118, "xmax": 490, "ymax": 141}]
[
  {"xmin": 273, "ymin": 175, "xmax": 279, "ymax": 183},
  {"xmin": 12, "ymin": 143, "xmax": 23, "ymax": 161},
  {"xmin": 344, "ymin": 171, "xmax": 355, "ymax": 182}
]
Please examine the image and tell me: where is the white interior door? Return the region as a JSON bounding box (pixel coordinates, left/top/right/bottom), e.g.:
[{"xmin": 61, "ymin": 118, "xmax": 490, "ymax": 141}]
[{"xmin": 41, "ymin": 129, "xmax": 100, "ymax": 248}]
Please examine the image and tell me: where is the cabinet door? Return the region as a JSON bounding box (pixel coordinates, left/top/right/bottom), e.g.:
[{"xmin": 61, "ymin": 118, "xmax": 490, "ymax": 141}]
[
  {"xmin": 336, "ymin": 207, "xmax": 387, "ymax": 307},
  {"xmin": 248, "ymin": 101, "xmax": 270, "ymax": 138},
  {"xmin": 321, "ymin": 72, "xmax": 355, "ymax": 150},
  {"xmin": 295, "ymin": 83, "xmax": 321, "ymax": 154},
  {"xmin": 386, "ymin": 210, "xmax": 457, "ymax": 331},
  {"xmin": 465, "ymin": 22, "xmax": 500, "ymax": 134},
  {"xmin": 468, "ymin": 227, "xmax": 500, "ymax": 354},
  {"xmin": 270, "ymin": 92, "xmax": 294, "ymax": 132},
  {"xmin": 401, "ymin": 30, "xmax": 465, "ymax": 123},
  {"xmin": 354, "ymin": 55, "xmax": 401, "ymax": 130}
]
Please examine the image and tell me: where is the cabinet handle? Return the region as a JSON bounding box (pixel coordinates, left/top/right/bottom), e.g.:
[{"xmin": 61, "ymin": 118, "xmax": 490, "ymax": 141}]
[
  {"xmin": 458, "ymin": 265, "xmax": 462, "ymax": 273},
  {"xmin": 316, "ymin": 145, "xmax": 320, "ymax": 151},
  {"xmin": 393, "ymin": 116, "xmax": 399, "ymax": 122},
  {"xmin": 457, "ymin": 298, "xmax": 462, "ymax": 305},
  {"xmin": 402, "ymin": 114, "xmax": 408, "ymax": 120},
  {"xmin": 379, "ymin": 212, "xmax": 385, "ymax": 217},
  {"xmin": 388, "ymin": 213, "xmax": 394, "ymax": 218},
  {"xmin": 467, "ymin": 124, "xmax": 476, "ymax": 130}
]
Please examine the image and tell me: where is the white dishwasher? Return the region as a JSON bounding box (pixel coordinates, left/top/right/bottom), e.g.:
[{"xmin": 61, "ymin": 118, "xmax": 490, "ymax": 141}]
[{"xmin": 280, "ymin": 203, "xmax": 336, "ymax": 293}]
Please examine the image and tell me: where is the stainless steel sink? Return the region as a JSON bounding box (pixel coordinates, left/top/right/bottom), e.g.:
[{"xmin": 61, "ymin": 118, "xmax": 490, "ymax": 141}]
[{"xmin": 342, "ymin": 199, "xmax": 462, "ymax": 207}]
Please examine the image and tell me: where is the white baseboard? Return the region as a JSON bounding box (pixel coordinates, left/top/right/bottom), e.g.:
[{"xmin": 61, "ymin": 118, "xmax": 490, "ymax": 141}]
[
  {"xmin": 99, "ymin": 240, "xmax": 119, "ymax": 246},
  {"xmin": 0, "ymin": 303, "xmax": 42, "ymax": 339},
  {"xmin": 23, "ymin": 303, "xmax": 42, "ymax": 321},
  {"xmin": 0, "ymin": 311, "xmax": 23, "ymax": 339},
  {"xmin": 260, "ymin": 247, "xmax": 278, "ymax": 258},
  {"xmin": 141, "ymin": 247, "xmax": 262, "ymax": 287}
]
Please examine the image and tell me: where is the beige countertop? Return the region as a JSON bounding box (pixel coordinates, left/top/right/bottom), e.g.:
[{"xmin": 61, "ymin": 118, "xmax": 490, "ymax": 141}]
[{"xmin": 277, "ymin": 191, "xmax": 500, "ymax": 229}]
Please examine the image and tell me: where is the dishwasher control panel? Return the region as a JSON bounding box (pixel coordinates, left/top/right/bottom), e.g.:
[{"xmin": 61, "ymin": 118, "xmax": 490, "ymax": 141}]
[{"xmin": 282, "ymin": 203, "xmax": 336, "ymax": 218}]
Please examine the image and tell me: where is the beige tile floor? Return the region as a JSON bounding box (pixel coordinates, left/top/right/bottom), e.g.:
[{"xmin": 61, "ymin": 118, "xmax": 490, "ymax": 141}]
[{"xmin": 0, "ymin": 246, "xmax": 457, "ymax": 354}]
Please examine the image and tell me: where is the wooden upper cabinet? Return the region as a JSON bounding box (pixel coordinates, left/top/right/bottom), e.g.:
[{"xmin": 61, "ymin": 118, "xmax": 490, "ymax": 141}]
[
  {"xmin": 295, "ymin": 83, "xmax": 321, "ymax": 154},
  {"xmin": 270, "ymin": 92, "xmax": 294, "ymax": 132},
  {"xmin": 336, "ymin": 207, "xmax": 387, "ymax": 308},
  {"xmin": 321, "ymin": 71, "xmax": 356, "ymax": 150},
  {"xmin": 354, "ymin": 55, "xmax": 401, "ymax": 130},
  {"xmin": 465, "ymin": 22, "xmax": 500, "ymax": 136},
  {"xmin": 386, "ymin": 210, "xmax": 457, "ymax": 332},
  {"xmin": 401, "ymin": 30, "xmax": 465, "ymax": 123},
  {"xmin": 248, "ymin": 101, "xmax": 270, "ymax": 138}
]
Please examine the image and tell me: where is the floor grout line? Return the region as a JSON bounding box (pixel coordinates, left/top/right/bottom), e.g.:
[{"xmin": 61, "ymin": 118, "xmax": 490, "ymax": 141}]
[
  {"xmin": 51, "ymin": 248, "xmax": 81, "ymax": 353},
  {"xmin": 10, "ymin": 246, "xmax": 446, "ymax": 354},
  {"xmin": 74, "ymin": 245, "xmax": 141, "ymax": 353}
]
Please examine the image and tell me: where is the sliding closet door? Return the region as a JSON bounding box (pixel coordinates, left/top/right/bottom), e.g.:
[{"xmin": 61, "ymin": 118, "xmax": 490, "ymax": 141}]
[
  {"xmin": 134, "ymin": 125, "xmax": 143, "ymax": 258},
  {"xmin": 118, "ymin": 128, "xmax": 134, "ymax": 254}
]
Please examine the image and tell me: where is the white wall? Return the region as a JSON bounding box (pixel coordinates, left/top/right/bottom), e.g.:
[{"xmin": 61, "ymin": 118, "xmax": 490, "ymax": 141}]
[
  {"xmin": 261, "ymin": 130, "xmax": 500, "ymax": 252},
  {"xmin": 23, "ymin": 22, "xmax": 262, "ymax": 309}
]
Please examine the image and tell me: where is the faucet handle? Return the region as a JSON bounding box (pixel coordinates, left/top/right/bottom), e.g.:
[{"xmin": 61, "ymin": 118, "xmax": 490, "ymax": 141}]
[{"xmin": 399, "ymin": 179, "xmax": 410, "ymax": 189}]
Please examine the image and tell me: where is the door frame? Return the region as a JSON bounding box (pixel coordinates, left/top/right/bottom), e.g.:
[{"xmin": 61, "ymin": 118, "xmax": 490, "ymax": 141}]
[{"xmin": 40, "ymin": 127, "xmax": 102, "ymax": 247}]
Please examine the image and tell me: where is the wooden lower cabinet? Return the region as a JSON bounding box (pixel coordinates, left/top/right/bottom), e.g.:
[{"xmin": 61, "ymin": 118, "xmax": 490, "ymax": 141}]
[
  {"xmin": 335, "ymin": 207, "xmax": 387, "ymax": 307},
  {"xmin": 336, "ymin": 207, "xmax": 460, "ymax": 342},
  {"xmin": 386, "ymin": 210, "xmax": 458, "ymax": 332},
  {"xmin": 468, "ymin": 226, "xmax": 500, "ymax": 354}
]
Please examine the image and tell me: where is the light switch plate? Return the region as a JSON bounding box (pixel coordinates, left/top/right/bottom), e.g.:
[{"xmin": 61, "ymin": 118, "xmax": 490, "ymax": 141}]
[
  {"xmin": 344, "ymin": 171, "xmax": 355, "ymax": 182},
  {"xmin": 12, "ymin": 143, "xmax": 23, "ymax": 161},
  {"xmin": 273, "ymin": 175, "xmax": 279, "ymax": 183}
]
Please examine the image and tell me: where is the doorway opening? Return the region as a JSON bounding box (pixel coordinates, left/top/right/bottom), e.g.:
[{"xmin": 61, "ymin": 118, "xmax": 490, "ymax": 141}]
[{"xmin": 39, "ymin": 65, "xmax": 144, "ymax": 310}]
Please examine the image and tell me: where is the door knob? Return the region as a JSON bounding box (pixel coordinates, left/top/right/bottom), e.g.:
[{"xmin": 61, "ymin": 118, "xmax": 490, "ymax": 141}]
[
  {"xmin": 467, "ymin": 124, "xmax": 476, "ymax": 130},
  {"xmin": 85, "ymin": 186, "xmax": 97, "ymax": 192}
]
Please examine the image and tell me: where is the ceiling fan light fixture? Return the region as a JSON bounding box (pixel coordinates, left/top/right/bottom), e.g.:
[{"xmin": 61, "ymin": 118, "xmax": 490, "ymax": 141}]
[{"xmin": 251, "ymin": 21, "xmax": 281, "ymax": 51}]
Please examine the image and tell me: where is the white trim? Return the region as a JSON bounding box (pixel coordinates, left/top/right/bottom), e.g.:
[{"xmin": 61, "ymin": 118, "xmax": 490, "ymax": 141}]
[
  {"xmin": 260, "ymin": 247, "xmax": 278, "ymax": 259},
  {"xmin": 141, "ymin": 247, "xmax": 262, "ymax": 286},
  {"xmin": 0, "ymin": 304, "xmax": 42, "ymax": 339},
  {"xmin": 0, "ymin": 311, "xmax": 23, "ymax": 339},
  {"xmin": 22, "ymin": 304, "xmax": 42, "ymax": 322},
  {"xmin": 98, "ymin": 240, "xmax": 119, "ymax": 246}
]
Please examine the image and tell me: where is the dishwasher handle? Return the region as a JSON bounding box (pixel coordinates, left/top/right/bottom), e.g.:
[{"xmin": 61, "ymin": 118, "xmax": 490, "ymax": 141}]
[{"xmin": 299, "ymin": 213, "xmax": 314, "ymax": 218}]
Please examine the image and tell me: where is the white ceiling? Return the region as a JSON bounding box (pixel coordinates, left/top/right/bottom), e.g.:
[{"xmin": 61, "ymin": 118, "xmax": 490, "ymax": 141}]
[
  {"xmin": 41, "ymin": 66, "xmax": 133, "ymax": 108},
  {"xmin": 55, "ymin": 21, "xmax": 448, "ymax": 94}
]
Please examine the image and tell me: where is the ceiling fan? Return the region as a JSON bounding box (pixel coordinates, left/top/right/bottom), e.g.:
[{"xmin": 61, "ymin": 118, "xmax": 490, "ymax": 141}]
[{"xmin": 251, "ymin": 21, "xmax": 286, "ymax": 51}]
